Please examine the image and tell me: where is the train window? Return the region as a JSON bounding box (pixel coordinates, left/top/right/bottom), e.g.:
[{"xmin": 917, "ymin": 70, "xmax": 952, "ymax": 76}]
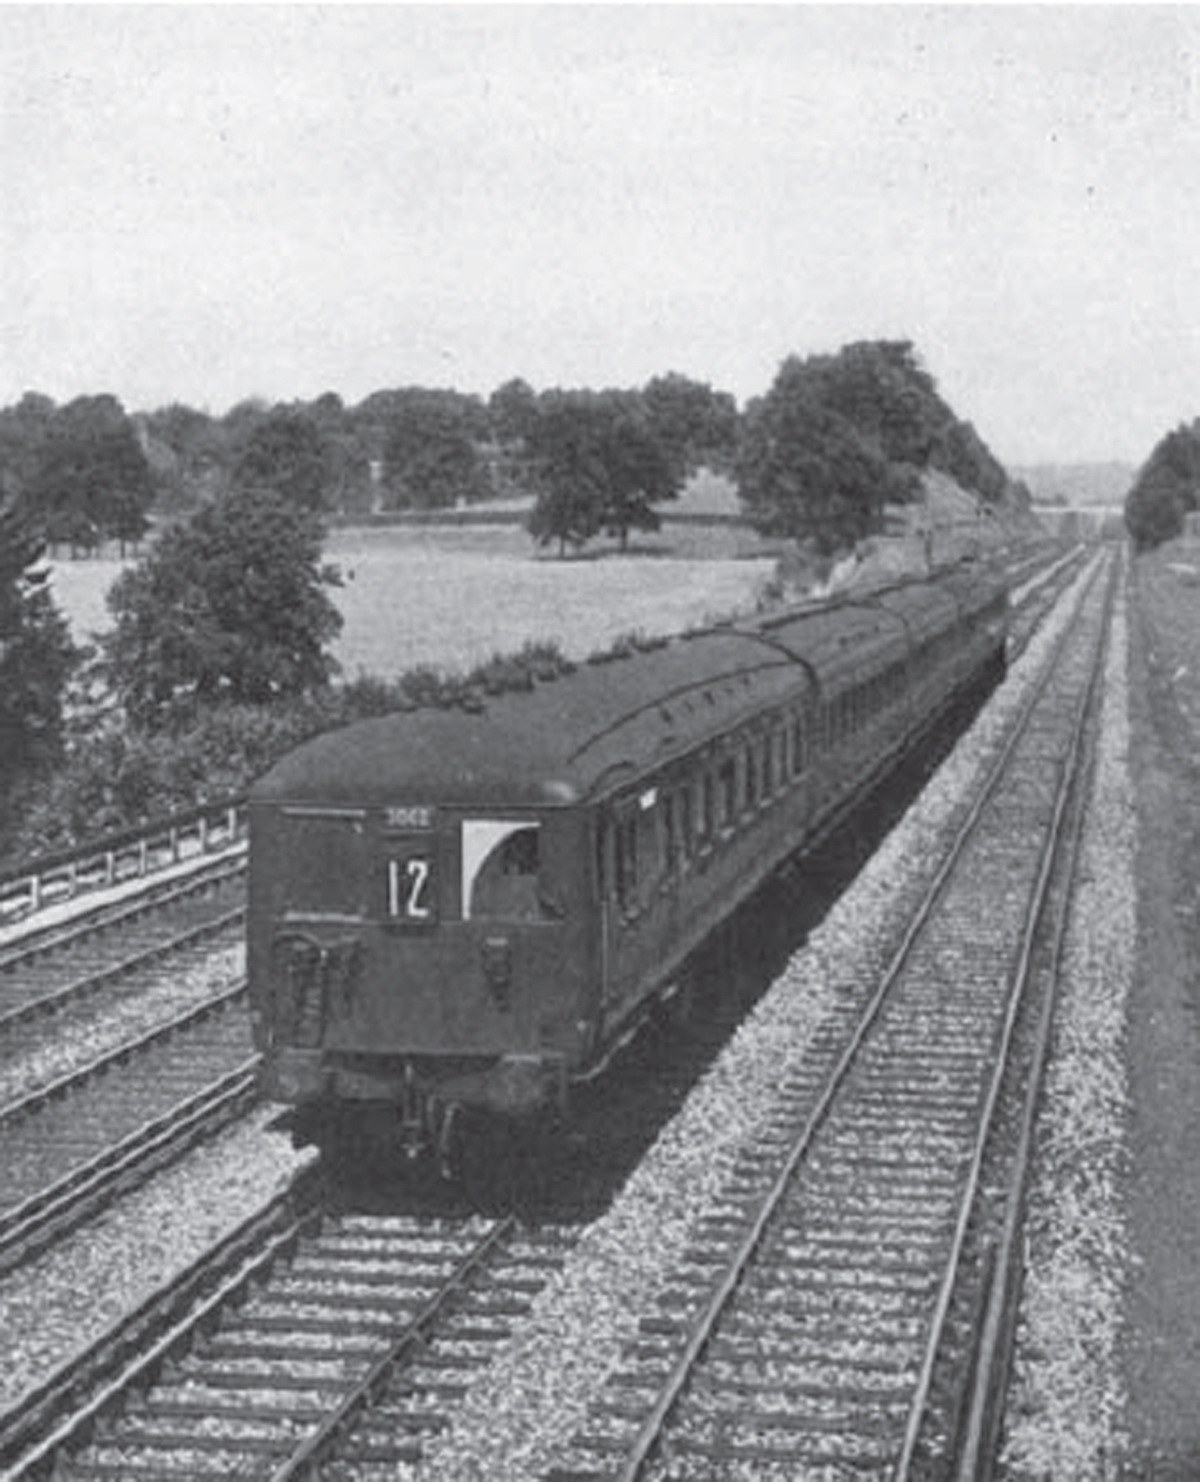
[
  {"xmin": 616, "ymin": 811, "xmax": 639, "ymax": 915},
  {"xmin": 462, "ymin": 820, "xmax": 546, "ymax": 922},
  {"xmin": 718, "ymin": 756, "xmax": 737, "ymax": 830},
  {"xmin": 283, "ymin": 810, "xmax": 369, "ymax": 918},
  {"xmin": 697, "ymin": 770, "xmax": 715, "ymax": 847},
  {"xmin": 743, "ymin": 741, "xmax": 758, "ymax": 813},
  {"xmin": 663, "ymin": 792, "xmax": 679, "ymax": 874},
  {"xmin": 677, "ymin": 786, "xmax": 693, "ymax": 862}
]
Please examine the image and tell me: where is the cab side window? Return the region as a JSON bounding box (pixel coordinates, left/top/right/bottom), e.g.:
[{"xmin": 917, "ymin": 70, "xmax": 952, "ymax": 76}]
[{"xmin": 463, "ymin": 820, "xmax": 545, "ymax": 921}]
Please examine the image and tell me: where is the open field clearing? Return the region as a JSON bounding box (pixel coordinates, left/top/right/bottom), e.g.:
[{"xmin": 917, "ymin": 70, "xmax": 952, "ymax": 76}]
[{"xmin": 44, "ymin": 524, "xmax": 775, "ymax": 681}]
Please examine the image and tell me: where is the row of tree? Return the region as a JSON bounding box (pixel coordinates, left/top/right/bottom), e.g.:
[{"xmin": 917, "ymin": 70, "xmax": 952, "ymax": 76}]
[
  {"xmin": 1124, "ymin": 418, "xmax": 1200, "ymax": 551},
  {"xmin": 1, "ymin": 345, "xmax": 1023, "ymax": 561},
  {"xmin": 0, "ymin": 373, "xmax": 739, "ymax": 552},
  {"xmin": 2, "ymin": 340, "xmax": 1028, "ymax": 850}
]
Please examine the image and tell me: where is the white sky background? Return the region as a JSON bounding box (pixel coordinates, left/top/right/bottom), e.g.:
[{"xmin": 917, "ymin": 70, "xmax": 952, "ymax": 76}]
[{"xmin": 2, "ymin": 5, "xmax": 1198, "ymax": 465}]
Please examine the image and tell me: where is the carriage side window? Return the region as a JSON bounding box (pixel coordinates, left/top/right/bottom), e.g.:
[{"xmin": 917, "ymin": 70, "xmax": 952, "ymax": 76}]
[
  {"xmin": 697, "ymin": 769, "xmax": 715, "ymax": 848},
  {"xmin": 663, "ymin": 791, "xmax": 679, "ymax": 875},
  {"xmin": 462, "ymin": 820, "xmax": 546, "ymax": 921},
  {"xmin": 677, "ymin": 785, "xmax": 693, "ymax": 864},
  {"xmin": 744, "ymin": 740, "xmax": 758, "ymax": 813},
  {"xmin": 718, "ymin": 756, "xmax": 738, "ymax": 830},
  {"xmin": 615, "ymin": 811, "xmax": 639, "ymax": 915}
]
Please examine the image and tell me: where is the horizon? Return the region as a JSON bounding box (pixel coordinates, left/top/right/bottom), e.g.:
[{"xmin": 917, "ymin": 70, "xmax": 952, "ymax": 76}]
[{"xmin": 5, "ymin": 7, "xmax": 1198, "ymax": 468}]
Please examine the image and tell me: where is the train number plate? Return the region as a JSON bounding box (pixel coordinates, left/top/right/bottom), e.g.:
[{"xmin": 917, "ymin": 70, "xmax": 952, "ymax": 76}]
[
  {"xmin": 385, "ymin": 805, "xmax": 435, "ymax": 830},
  {"xmin": 388, "ymin": 850, "xmax": 437, "ymax": 925}
]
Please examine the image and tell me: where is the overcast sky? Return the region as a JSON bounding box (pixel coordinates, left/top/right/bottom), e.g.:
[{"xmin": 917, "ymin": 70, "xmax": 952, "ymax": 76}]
[{"xmin": 3, "ymin": 5, "xmax": 1198, "ymax": 465}]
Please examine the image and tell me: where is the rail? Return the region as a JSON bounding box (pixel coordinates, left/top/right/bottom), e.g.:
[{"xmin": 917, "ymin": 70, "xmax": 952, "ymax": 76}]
[{"xmin": 0, "ymin": 797, "xmax": 247, "ymax": 927}]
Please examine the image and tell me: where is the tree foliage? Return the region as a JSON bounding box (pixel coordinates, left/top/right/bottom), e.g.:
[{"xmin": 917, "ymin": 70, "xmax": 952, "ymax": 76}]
[
  {"xmin": 25, "ymin": 395, "xmax": 155, "ymax": 552},
  {"xmin": 488, "ymin": 378, "xmax": 540, "ymax": 447},
  {"xmin": 230, "ymin": 407, "xmax": 329, "ymax": 510},
  {"xmin": 642, "ymin": 372, "xmax": 739, "ymax": 481},
  {"xmin": 736, "ymin": 357, "xmax": 918, "ymax": 554},
  {"xmin": 1125, "ymin": 420, "xmax": 1200, "ymax": 552},
  {"xmin": 735, "ymin": 342, "xmax": 1018, "ymax": 555},
  {"xmin": 0, "ymin": 493, "xmax": 79, "ymax": 795},
  {"xmin": 526, "ymin": 390, "xmax": 680, "ymax": 554},
  {"xmin": 378, "ymin": 389, "xmax": 491, "ymax": 509},
  {"xmin": 103, "ymin": 488, "xmax": 343, "ymax": 728}
]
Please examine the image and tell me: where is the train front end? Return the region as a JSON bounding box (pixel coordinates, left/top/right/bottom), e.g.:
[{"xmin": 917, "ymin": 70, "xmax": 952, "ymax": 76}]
[{"xmin": 246, "ymin": 713, "xmax": 595, "ymax": 1165}]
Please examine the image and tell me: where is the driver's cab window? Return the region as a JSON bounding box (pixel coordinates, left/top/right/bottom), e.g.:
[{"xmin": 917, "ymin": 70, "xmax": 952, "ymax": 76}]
[{"xmin": 462, "ymin": 820, "xmax": 549, "ymax": 921}]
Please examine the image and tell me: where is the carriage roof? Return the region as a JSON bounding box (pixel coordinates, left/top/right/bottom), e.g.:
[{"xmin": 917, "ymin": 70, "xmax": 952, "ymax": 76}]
[{"xmin": 249, "ymin": 564, "xmax": 1004, "ymax": 809}]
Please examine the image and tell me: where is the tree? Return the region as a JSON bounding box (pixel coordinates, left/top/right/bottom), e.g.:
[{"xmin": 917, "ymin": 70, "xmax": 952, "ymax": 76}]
[
  {"xmin": 488, "ymin": 378, "xmax": 539, "ymax": 447},
  {"xmin": 1125, "ymin": 421, "xmax": 1200, "ymax": 552},
  {"xmin": 526, "ymin": 390, "xmax": 680, "ymax": 553},
  {"xmin": 806, "ymin": 341, "xmax": 942, "ymax": 472},
  {"xmin": 380, "ymin": 389, "xmax": 491, "ymax": 509},
  {"xmin": 27, "ymin": 395, "xmax": 154, "ymax": 554},
  {"xmin": 642, "ymin": 373, "xmax": 739, "ymax": 480},
  {"xmin": 0, "ymin": 493, "xmax": 79, "ymax": 793},
  {"xmin": 230, "ymin": 408, "xmax": 329, "ymax": 511},
  {"xmin": 736, "ymin": 359, "xmax": 915, "ymax": 555},
  {"xmin": 0, "ymin": 392, "xmax": 57, "ymax": 503},
  {"xmin": 103, "ymin": 487, "xmax": 343, "ymax": 728},
  {"xmin": 143, "ymin": 402, "xmax": 228, "ymax": 513}
]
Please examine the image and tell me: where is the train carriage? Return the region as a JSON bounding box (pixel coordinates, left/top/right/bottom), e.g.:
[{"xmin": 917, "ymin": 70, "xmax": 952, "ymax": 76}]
[{"xmin": 247, "ymin": 561, "xmax": 1007, "ymax": 1169}]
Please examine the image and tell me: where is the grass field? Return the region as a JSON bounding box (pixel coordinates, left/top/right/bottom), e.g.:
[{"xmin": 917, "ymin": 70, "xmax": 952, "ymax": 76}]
[{"xmin": 46, "ymin": 524, "xmax": 776, "ymax": 681}]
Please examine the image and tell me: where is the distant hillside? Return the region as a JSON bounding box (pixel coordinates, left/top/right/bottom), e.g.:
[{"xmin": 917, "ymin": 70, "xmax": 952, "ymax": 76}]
[{"xmin": 1014, "ymin": 462, "xmax": 1135, "ymax": 507}]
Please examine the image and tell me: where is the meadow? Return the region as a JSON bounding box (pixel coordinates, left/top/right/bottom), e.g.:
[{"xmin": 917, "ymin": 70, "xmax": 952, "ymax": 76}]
[{"xmin": 46, "ymin": 523, "xmax": 776, "ymax": 682}]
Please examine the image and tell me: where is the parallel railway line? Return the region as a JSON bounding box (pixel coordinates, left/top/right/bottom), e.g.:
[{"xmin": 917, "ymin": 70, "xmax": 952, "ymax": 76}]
[
  {"xmin": 0, "ymin": 863, "xmax": 253, "ymax": 1270},
  {"xmin": 0, "ymin": 856, "xmax": 244, "ymax": 1030},
  {"xmin": 2, "ymin": 1196, "xmax": 576, "ymax": 1481},
  {"xmin": 543, "ymin": 550, "xmax": 1115, "ymax": 1479},
  {"xmin": 0, "ymin": 539, "xmax": 1096, "ymax": 1481},
  {"xmin": 0, "ymin": 990, "xmax": 255, "ymax": 1272}
]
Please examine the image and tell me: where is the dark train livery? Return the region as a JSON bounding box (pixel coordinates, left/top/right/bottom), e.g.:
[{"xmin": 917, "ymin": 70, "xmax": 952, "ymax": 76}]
[{"xmin": 248, "ymin": 561, "xmax": 1008, "ymax": 1168}]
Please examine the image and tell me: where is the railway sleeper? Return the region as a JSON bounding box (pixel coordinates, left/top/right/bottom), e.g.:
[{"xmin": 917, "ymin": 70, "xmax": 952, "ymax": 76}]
[
  {"xmin": 141, "ymin": 1387, "xmax": 336, "ymax": 1415},
  {"xmin": 90, "ymin": 1425, "xmax": 298, "ymax": 1457}
]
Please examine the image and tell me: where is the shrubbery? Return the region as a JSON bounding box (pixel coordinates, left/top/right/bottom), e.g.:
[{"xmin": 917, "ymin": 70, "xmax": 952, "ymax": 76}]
[
  {"xmin": 1124, "ymin": 420, "xmax": 1200, "ymax": 552},
  {"xmin": 2, "ymin": 641, "xmax": 575, "ymax": 866}
]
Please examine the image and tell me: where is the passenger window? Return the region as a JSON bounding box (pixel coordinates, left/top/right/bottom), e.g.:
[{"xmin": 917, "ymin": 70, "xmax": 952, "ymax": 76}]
[
  {"xmin": 698, "ymin": 771, "xmax": 715, "ymax": 847},
  {"xmin": 719, "ymin": 757, "xmax": 737, "ymax": 828},
  {"xmin": 663, "ymin": 792, "xmax": 678, "ymax": 873},
  {"xmin": 677, "ymin": 787, "xmax": 693, "ymax": 862},
  {"xmin": 616, "ymin": 812, "xmax": 639, "ymax": 915},
  {"xmin": 744, "ymin": 743, "xmax": 758, "ymax": 812},
  {"xmin": 463, "ymin": 820, "xmax": 546, "ymax": 921}
]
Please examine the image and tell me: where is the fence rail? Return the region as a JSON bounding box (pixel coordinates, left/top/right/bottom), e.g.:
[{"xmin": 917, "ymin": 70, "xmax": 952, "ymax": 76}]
[{"xmin": 0, "ymin": 799, "xmax": 248, "ymax": 929}]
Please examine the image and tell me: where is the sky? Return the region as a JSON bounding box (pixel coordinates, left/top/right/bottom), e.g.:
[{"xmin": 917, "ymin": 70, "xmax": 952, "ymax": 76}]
[{"xmin": 2, "ymin": 5, "xmax": 1198, "ymax": 467}]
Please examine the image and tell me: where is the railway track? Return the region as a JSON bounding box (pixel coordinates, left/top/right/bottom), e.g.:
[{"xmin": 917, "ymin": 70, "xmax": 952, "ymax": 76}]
[
  {"xmin": 1, "ymin": 1193, "xmax": 575, "ymax": 1481},
  {"xmin": 0, "ymin": 986, "xmax": 256, "ymax": 1272},
  {"xmin": 543, "ymin": 550, "xmax": 1116, "ymax": 1479},
  {"xmin": 0, "ymin": 539, "xmax": 1088, "ymax": 1482},
  {"xmin": 0, "ymin": 860, "xmax": 255, "ymax": 1271},
  {"xmin": 0, "ymin": 855, "xmax": 244, "ymax": 1029}
]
